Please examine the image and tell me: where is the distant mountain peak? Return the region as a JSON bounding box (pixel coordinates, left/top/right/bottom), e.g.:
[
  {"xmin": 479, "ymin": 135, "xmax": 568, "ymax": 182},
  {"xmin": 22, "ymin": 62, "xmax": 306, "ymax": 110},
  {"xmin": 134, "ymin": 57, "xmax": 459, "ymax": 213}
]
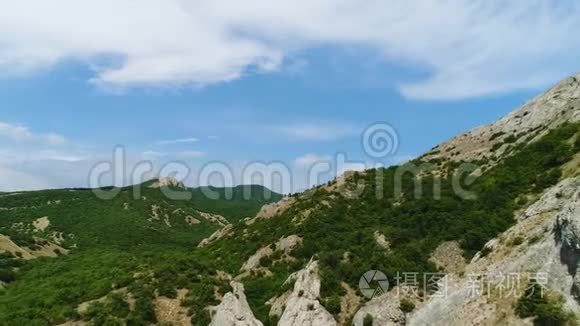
[{"xmin": 147, "ymin": 177, "xmax": 186, "ymax": 189}]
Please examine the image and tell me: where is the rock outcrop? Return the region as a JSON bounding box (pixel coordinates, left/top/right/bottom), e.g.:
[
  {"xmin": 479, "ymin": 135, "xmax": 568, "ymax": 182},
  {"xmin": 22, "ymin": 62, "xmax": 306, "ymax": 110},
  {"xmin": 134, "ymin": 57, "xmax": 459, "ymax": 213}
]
[
  {"xmin": 429, "ymin": 241, "xmax": 465, "ymax": 274},
  {"xmin": 198, "ymin": 224, "xmax": 233, "ymax": 248},
  {"xmin": 148, "ymin": 177, "xmax": 186, "ymax": 189},
  {"xmin": 277, "ymin": 260, "xmax": 337, "ymax": 326},
  {"xmin": 246, "ymin": 196, "xmax": 297, "ymax": 225},
  {"xmin": 352, "ymin": 289, "xmax": 406, "ymax": 326},
  {"xmin": 209, "ymin": 281, "xmax": 263, "ymax": 326},
  {"xmin": 407, "ymin": 177, "xmax": 580, "ymax": 325},
  {"xmin": 422, "ymin": 73, "xmax": 580, "ymax": 164},
  {"xmin": 374, "ymin": 231, "xmax": 390, "ymax": 250},
  {"xmin": 555, "ymin": 190, "xmax": 580, "ymax": 252},
  {"xmin": 240, "ymin": 235, "xmax": 302, "ymax": 272}
]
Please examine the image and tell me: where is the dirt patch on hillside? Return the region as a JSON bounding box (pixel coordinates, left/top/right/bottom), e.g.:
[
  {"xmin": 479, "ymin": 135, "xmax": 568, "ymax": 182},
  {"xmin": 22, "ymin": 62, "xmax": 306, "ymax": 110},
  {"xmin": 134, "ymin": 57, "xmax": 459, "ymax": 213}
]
[
  {"xmin": 429, "ymin": 241, "xmax": 466, "ymax": 274},
  {"xmin": 0, "ymin": 234, "xmax": 34, "ymax": 259},
  {"xmin": 33, "ymin": 216, "xmax": 50, "ymax": 232},
  {"xmin": 154, "ymin": 289, "xmax": 191, "ymax": 326}
]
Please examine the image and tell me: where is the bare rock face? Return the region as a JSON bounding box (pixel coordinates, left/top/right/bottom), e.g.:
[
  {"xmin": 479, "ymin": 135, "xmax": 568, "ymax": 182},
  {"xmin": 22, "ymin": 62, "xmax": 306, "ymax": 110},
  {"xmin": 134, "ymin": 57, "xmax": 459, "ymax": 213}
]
[
  {"xmin": 148, "ymin": 177, "xmax": 185, "ymax": 189},
  {"xmin": 352, "ymin": 289, "xmax": 405, "ymax": 326},
  {"xmin": 422, "ymin": 73, "xmax": 580, "ymax": 164},
  {"xmin": 429, "ymin": 241, "xmax": 465, "ymax": 274},
  {"xmin": 554, "ymin": 183, "xmax": 580, "ymax": 301},
  {"xmin": 198, "ymin": 211, "xmax": 230, "ymax": 226},
  {"xmin": 555, "ymin": 190, "xmax": 580, "ymax": 251},
  {"xmin": 198, "ymin": 225, "xmax": 233, "ymax": 248},
  {"xmin": 278, "ymin": 260, "xmax": 337, "ymax": 326},
  {"xmin": 408, "ymin": 177, "xmax": 580, "ymax": 325},
  {"xmin": 247, "ymin": 196, "xmax": 297, "ymax": 225},
  {"xmin": 209, "ymin": 281, "xmax": 263, "ymax": 326},
  {"xmin": 240, "ymin": 235, "xmax": 302, "ymax": 272},
  {"xmin": 374, "ymin": 231, "xmax": 390, "ymax": 250}
]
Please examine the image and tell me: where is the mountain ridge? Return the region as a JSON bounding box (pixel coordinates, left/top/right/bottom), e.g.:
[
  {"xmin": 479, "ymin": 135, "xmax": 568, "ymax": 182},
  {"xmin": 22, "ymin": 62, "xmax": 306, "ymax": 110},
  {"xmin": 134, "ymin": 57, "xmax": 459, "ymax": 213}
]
[{"xmin": 0, "ymin": 76, "xmax": 579, "ymax": 325}]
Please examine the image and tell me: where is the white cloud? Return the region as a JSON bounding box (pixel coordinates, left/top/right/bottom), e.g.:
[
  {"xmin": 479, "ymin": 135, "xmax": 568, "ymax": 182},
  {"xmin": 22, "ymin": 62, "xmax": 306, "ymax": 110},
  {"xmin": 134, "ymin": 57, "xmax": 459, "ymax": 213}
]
[
  {"xmin": 156, "ymin": 137, "xmax": 199, "ymax": 145},
  {"xmin": 141, "ymin": 150, "xmax": 166, "ymax": 159},
  {"xmin": 294, "ymin": 153, "xmax": 331, "ymax": 168},
  {"xmin": 0, "ymin": 122, "xmax": 32, "ymax": 140},
  {"xmin": 45, "ymin": 133, "xmax": 67, "ymax": 146},
  {"xmin": 177, "ymin": 150, "xmax": 205, "ymax": 158},
  {"xmin": 0, "ymin": 121, "xmax": 67, "ymax": 145},
  {"xmin": 272, "ymin": 123, "xmax": 358, "ymax": 141},
  {"xmin": 1, "ymin": 1, "xmax": 580, "ymax": 99}
]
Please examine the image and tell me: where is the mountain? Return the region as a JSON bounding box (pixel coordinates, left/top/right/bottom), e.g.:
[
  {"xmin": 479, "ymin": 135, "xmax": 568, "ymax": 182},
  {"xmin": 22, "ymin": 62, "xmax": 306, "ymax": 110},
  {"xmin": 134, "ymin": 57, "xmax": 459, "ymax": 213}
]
[
  {"xmin": 0, "ymin": 75, "xmax": 579, "ymax": 325},
  {"xmin": 0, "ymin": 180, "xmax": 281, "ymax": 325}
]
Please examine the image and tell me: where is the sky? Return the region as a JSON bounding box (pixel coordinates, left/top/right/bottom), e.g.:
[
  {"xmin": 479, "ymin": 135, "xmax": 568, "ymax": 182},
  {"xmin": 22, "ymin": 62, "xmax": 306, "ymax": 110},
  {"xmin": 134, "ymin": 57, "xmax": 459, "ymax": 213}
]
[{"xmin": 1, "ymin": 0, "xmax": 580, "ymax": 193}]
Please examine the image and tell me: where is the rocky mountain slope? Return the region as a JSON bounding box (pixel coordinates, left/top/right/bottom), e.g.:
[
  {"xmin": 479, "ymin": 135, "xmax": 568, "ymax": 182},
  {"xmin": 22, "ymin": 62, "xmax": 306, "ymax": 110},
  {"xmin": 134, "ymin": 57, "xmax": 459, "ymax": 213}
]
[
  {"xmin": 197, "ymin": 75, "xmax": 579, "ymax": 326},
  {"xmin": 0, "ymin": 75, "xmax": 579, "ymax": 326},
  {"xmin": 421, "ymin": 73, "xmax": 580, "ymax": 164}
]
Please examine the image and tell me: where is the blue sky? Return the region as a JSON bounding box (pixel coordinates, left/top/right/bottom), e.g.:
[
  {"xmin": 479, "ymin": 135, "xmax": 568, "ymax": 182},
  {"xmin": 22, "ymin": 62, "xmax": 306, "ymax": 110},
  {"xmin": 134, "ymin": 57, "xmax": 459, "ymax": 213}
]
[{"xmin": 1, "ymin": 1, "xmax": 579, "ymax": 192}]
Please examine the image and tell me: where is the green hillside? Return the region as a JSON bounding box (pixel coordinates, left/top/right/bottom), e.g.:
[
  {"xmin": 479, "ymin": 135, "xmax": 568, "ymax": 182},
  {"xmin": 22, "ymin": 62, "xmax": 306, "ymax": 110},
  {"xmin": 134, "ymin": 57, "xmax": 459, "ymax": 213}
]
[
  {"xmin": 195, "ymin": 122, "xmax": 580, "ymax": 324},
  {"xmin": 0, "ymin": 182, "xmax": 280, "ymax": 325},
  {"xmin": 0, "ymin": 123, "xmax": 578, "ymax": 326}
]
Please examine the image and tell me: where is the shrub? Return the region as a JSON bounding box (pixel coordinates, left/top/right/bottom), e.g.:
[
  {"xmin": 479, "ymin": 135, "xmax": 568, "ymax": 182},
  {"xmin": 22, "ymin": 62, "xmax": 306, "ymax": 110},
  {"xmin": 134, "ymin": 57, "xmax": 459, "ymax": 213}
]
[
  {"xmin": 489, "ymin": 131, "xmax": 505, "ymax": 141},
  {"xmin": 515, "ymin": 196, "xmax": 528, "ymax": 206},
  {"xmin": 509, "ymin": 236, "xmax": 524, "ymax": 247},
  {"xmin": 400, "ymin": 298, "xmax": 416, "ymax": 313},
  {"xmin": 363, "ymin": 314, "xmax": 374, "ymax": 326},
  {"xmin": 504, "ymin": 135, "xmax": 518, "ymax": 143},
  {"xmin": 259, "ymin": 255, "xmax": 272, "ymax": 267},
  {"xmin": 158, "ymin": 283, "xmax": 177, "ymax": 299},
  {"xmin": 516, "ymin": 283, "xmax": 574, "ymax": 325},
  {"xmin": 535, "ymin": 169, "xmax": 562, "ymax": 191},
  {"xmin": 191, "ymin": 309, "xmax": 211, "ymax": 326},
  {"xmin": 323, "ymin": 295, "xmax": 341, "ymax": 315},
  {"xmin": 479, "ymin": 246, "xmax": 492, "ymax": 258},
  {"xmin": 528, "ymin": 234, "xmax": 542, "ymax": 244},
  {"xmin": 0, "ymin": 269, "xmax": 16, "ymax": 283},
  {"xmin": 491, "ymin": 142, "xmax": 504, "ymax": 152}
]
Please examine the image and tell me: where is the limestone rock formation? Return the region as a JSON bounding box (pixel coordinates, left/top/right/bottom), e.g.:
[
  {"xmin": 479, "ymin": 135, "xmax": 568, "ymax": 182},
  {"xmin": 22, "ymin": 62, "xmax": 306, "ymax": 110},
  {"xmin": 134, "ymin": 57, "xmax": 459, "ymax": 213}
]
[
  {"xmin": 198, "ymin": 225, "xmax": 233, "ymax": 248},
  {"xmin": 277, "ymin": 260, "xmax": 337, "ymax": 326},
  {"xmin": 407, "ymin": 177, "xmax": 580, "ymax": 325},
  {"xmin": 240, "ymin": 235, "xmax": 302, "ymax": 272},
  {"xmin": 148, "ymin": 177, "xmax": 186, "ymax": 189},
  {"xmin": 209, "ymin": 281, "xmax": 263, "ymax": 326},
  {"xmin": 352, "ymin": 289, "xmax": 406, "ymax": 326},
  {"xmin": 422, "ymin": 73, "xmax": 580, "ymax": 164}
]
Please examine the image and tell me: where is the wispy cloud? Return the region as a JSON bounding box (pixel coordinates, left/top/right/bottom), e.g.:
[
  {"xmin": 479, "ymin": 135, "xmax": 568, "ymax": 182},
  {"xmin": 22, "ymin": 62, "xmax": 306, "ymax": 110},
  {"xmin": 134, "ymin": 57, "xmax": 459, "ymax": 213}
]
[
  {"xmin": 294, "ymin": 153, "xmax": 331, "ymax": 168},
  {"xmin": 0, "ymin": 121, "xmax": 67, "ymax": 145},
  {"xmin": 156, "ymin": 137, "xmax": 199, "ymax": 146},
  {"xmin": 177, "ymin": 150, "xmax": 205, "ymax": 158},
  {"xmin": 141, "ymin": 150, "xmax": 166, "ymax": 159},
  {"xmin": 272, "ymin": 123, "xmax": 358, "ymax": 141},
  {"xmin": 1, "ymin": 1, "xmax": 580, "ymax": 99}
]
